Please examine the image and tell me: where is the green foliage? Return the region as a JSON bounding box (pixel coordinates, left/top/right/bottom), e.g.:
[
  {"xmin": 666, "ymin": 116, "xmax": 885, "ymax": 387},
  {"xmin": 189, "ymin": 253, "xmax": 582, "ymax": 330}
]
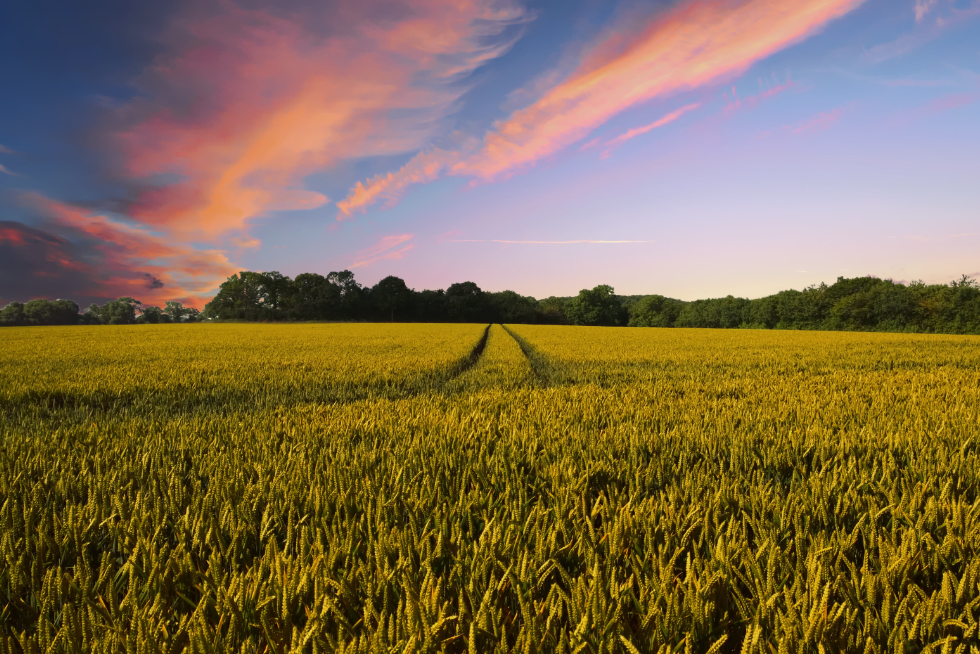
[
  {"xmin": 372, "ymin": 276, "xmax": 413, "ymax": 322},
  {"xmin": 4, "ymin": 273, "xmax": 980, "ymax": 333},
  {"xmin": 163, "ymin": 301, "xmax": 187, "ymax": 322},
  {"xmin": 0, "ymin": 301, "xmax": 27, "ymax": 326},
  {"xmin": 97, "ymin": 297, "xmax": 142, "ymax": 325},
  {"xmin": 13, "ymin": 299, "xmax": 81, "ymax": 326},
  {"xmin": 628, "ymin": 295, "xmax": 684, "ymax": 327},
  {"xmin": 566, "ymin": 285, "xmax": 627, "ymax": 326},
  {"xmin": 446, "ymin": 281, "xmax": 492, "ymax": 323}
]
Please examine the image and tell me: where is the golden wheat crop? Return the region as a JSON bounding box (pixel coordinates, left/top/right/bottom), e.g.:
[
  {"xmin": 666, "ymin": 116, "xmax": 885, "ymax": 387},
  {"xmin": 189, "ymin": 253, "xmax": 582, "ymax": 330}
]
[
  {"xmin": 0, "ymin": 323, "xmax": 485, "ymax": 420},
  {"xmin": 1, "ymin": 323, "xmax": 979, "ymax": 653}
]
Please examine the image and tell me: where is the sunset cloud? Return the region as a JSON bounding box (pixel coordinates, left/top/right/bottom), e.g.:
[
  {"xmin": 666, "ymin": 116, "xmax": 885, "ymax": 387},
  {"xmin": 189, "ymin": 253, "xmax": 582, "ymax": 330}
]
[
  {"xmin": 336, "ymin": 148, "xmax": 463, "ymax": 219},
  {"xmin": 724, "ymin": 74, "xmax": 801, "ymax": 113},
  {"xmin": 790, "ymin": 107, "xmax": 844, "ymax": 133},
  {"xmin": 339, "ymin": 0, "xmax": 866, "ymax": 215},
  {"xmin": 600, "ymin": 102, "xmax": 702, "ymax": 157},
  {"xmin": 456, "ymin": 0, "xmax": 866, "ymax": 180},
  {"xmin": 113, "ymin": 0, "xmax": 528, "ymax": 238},
  {"xmin": 10, "ymin": 193, "xmax": 238, "ymax": 306},
  {"xmin": 914, "ymin": 0, "xmax": 937, "ymax": 22},
  {"xmin": 349, "ymin": 234, "xmax": 416, "ymax": 268},
  {"xmin": 0, "ymin": 163, "xmax": 20, "ymax": 177},
  {"xmin": 450, "ymin": 239, "xmax": 654, "ymax": 244}
]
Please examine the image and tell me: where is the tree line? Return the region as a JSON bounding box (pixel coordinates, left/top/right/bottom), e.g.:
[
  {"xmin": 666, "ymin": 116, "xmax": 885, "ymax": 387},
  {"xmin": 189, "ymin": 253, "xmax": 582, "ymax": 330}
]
[
  {"xmin": 0, "ymin": 297, "xmax": 199, "ymax": 326},
  {"xmin": 2, "ymin": 269, "xmax": 979, "ymax": 333}
]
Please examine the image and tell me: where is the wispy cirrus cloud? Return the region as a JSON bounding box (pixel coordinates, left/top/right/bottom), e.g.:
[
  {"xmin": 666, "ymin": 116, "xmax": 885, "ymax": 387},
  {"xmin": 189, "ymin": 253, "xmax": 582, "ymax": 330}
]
[
  {"xmin": 914, "ymin": 0, "xmax": 937, "ymax": 22},
  {"xmin": 338, "ymin": 0, "xmax": 867, "ymax": 217},
  {"xmin": 4, "ymin": 0, "xmax": 530, "ymax": 304},
  {"xmin": 867, "ymin": 0, "xmax": 980, "ymax": 63},
  {"xmin": 598, "ymin": 102, "xmax": 702, "ymax": 158},
  {"xmin": 886, "ymin": 89, "xmax": 980, "ymax": 126},
  {"xmin": 790, "ymin": 107, "xmax": 845, "ymax": 133},
  {"xmin": 4, "ymin": 192, "xmax": 238, "ymax": 307},
  {"xmin": 723, "ymin": 74, "xmax": 801, "ymax": 113},
  {"xmin": 0, "ymin": 145, "xmax": 19, "ymax": 176},
  {"xmin": 110, "ymin": 0, "xmax": 528, "ymax": 239},
  {"xmin": 455, "ymin": 0, "xmax": 866, "ymax": 181},
  {"xmin": 449, "ymin": 239, "xmax": 654, "ymax": 244},
  {"xmin": 336, "ymin": 147, "xmax": 464, "ymax": 220},
  {"xmin": 925, "ymin": 91, "xmax": 980, "ymax": 113},
  {"xmin": 349, "ymin": 234, "xmax": 415, "ymax": 269}
]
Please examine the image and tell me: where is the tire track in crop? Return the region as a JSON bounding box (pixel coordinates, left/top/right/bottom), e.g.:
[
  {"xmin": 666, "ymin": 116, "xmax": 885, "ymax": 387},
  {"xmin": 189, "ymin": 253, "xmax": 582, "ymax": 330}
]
[
  {"xmin": 3, "ymin": 325, "xmax": 494, "ymax": 420},
  {"xmin": 444, "ymin": 324, "xmax": 491, "ymax": 380},
  {"xmin": 501, "ymin": 324, "xmax": 557, "ymax": 385}
]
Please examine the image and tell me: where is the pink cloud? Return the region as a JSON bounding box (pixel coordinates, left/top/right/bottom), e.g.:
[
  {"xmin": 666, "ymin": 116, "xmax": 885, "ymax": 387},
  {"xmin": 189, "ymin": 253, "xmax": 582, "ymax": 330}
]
[
  {"xmin": 456, "ymin": 0, "xmax": 866, "ymax": 181},
  {"xmin": 336, "ymin": 147, "xmax": 463, "ymax": 219},
  {"xmin": 111, "ymin": 0, "xmax": 527, "ymax": 238},
  {"xmin": 338, "ymin": 0, "xmax": 867, "ymax": 216},
  {"xmin": 867, "ymin": 0, "xmax": 980, "ymax": 63},
  {"xmin": 926, "ymin": 92, "xmax": 980, "ymax": 113},
  {"xmin": 349, "ymin": 234, "xmax": 416, "ymax": 268},
  {"xmin": 231, "ymin": 236, "xmax": 262, "ymax": 249},
  {"xmin": 724, "ymin": 74, "xmax": 801, "ymax": 113},
  {"xmin": 449, "ymin": 239, "xmax": 654, "ymax": 244},
  {"xmin": 0, "ymin": 163, "xmax": 19, "ymax": 177},
  {"xmin": 17, "ymin": 192, "xmax": 238, "ymax": 307},
  {"xmin": 887, "ymin": 90, "xmax": 980, "ymax": 126},
  {"xmin": 790, "ymin": 107, "xmax": 844, "ymax": 133},
  {"xmin": 914, "ymin": 0, "xmax": 937, "ymax": 22},
  {"xmin": 600, "ymin": 102, "xmax": 702, "ymax": 157}
]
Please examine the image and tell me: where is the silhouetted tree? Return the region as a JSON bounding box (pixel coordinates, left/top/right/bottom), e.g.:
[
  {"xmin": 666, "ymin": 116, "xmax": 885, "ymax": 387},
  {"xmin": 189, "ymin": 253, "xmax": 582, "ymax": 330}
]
[
  {"xmin": 446, "ymin": 282, "xmax": 491, "ymax": 323},
  {"xmin": 97, "ymin": 297, "xmax": 141, "ymax": 325},
  {"xmin": 140, "ymin": 306, "xmax": 163, "ymax": 324},
  {"xmin": 489, "ymin": 290, "xmax": 538, "ymax": 324},
  {"xmin": 536, "ymin": 297, "xmax": 568, "ymax": 324},
  {"xmin": 413, "ymin": 289, "xmax": 448, "ymax": 322},
  {"xmin": 164, "ymin": 301, "xmax": 187, "ymax": 322},
  {"xmin": 565, "ymin": 285, "xmax": 626, "ymax": 326},
  {"xmin": 6, "ymin": 272, "xmax": 980, "ymax": 334},
  {"xmin": 628, "ymin": 294, "xmax": 683, "ymax": 327},
  {"xmin": 371, "ymin": 276, "xmax": 412, "ymax": 322},
  {"xmin": 327, "ymin": 270, "xmax": 364, "ymax": 319},
  {"xmin": 291, "ymin": 273, "xmax": 341, "ymax": 320},
  {"xmin": 0, "ymin": 301, "xmax": 27, "ymax": 326}
]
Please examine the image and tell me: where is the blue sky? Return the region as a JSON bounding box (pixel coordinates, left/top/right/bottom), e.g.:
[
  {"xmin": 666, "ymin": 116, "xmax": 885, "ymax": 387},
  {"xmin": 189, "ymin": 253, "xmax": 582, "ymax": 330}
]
[{"xmin": 1, "ymin": 0, "xmax": 978, "ymax": 306}]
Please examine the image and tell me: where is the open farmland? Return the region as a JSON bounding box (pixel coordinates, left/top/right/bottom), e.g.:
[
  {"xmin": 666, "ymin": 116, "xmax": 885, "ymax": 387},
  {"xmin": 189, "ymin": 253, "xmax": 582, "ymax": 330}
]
[{"xmin": 2, "ymin": 325, "xmax": 980, "ymax": 654}]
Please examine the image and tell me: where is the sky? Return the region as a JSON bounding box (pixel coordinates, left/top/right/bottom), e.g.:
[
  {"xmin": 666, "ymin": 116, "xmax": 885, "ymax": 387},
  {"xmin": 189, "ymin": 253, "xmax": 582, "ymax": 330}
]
[{"xmin": 0, "ymin": 0, "xmax": 978, "ymax": 307}]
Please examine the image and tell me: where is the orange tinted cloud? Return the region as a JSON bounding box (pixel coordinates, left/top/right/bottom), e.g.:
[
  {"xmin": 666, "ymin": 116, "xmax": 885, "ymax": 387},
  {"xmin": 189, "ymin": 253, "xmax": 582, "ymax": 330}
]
[
  {"xmin": 0, "ymin": 227, "xmax": 29, "ymax": 246},
  {"xmin": 116, "ymin": 0, "xmax": 527, "ymax": 237},
  {"xmin": 339, "ymin": 0, "xmax": 866, "ymax": 214},
  {"xmin": 914, "ymin": 0, "xmax": 937, "ymax": 22},
  {"xmin": 19, "ymin": 193, "xmax": 238, "ymax": 307},
  {"xmin": 600, "ymin": 102, "xmax": 702, "ymax": 157},
  {"xmin": 724, "ymin": 74, "xmax": 800, "ymax": 113},
  {"xmin": 336, "ymin": 148, "xmax": 462, "ymax": 219},
  {"xmin": 790, "ymin": 107, "xmax": 844, "ymax": 133},
  {"xmin": 349, "ymin": 234, "xmax": 415, "ymax": 268},
  {"xmin": 459, "ymin": 0, "xmax": 865, "ymax": 180}
]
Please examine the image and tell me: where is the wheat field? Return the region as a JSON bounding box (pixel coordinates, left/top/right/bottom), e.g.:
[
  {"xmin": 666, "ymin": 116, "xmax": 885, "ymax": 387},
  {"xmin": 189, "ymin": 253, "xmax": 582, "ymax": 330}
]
[{"xmin": 1, "ymin": 324, "xmax": 979, "ymax": 653}]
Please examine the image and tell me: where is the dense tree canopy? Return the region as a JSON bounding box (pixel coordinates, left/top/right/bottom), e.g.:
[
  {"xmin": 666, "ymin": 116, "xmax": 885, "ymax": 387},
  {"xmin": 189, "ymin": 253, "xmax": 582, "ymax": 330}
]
[
  {"xmin": 3, "ymin": 273, "xmax": 980, "ymax": 334},
  {"xmin": 565, "ymin": 284, "xmax": 628, "ymax": 326}
]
